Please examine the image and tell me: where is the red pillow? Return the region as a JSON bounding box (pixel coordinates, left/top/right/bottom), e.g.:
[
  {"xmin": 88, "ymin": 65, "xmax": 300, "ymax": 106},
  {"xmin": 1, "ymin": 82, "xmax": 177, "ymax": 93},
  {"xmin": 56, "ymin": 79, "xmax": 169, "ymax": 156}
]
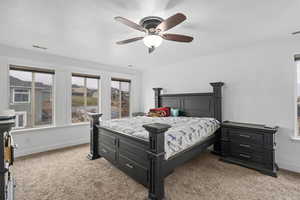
[{"xmin": 150, "ymin": 107, "xmax": 171, "ymax": 117}]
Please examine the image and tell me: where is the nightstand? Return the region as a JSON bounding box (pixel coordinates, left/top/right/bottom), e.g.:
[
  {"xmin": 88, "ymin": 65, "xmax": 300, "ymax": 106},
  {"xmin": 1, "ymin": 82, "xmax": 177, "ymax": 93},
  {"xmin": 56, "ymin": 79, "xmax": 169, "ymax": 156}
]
[
  {"xmin": 220, "ymin": 121, "xmax": 278, "ymax": 177},
  {"xmin": 132, "ymin": 112, "xmax": 146, "ymax": 117}
]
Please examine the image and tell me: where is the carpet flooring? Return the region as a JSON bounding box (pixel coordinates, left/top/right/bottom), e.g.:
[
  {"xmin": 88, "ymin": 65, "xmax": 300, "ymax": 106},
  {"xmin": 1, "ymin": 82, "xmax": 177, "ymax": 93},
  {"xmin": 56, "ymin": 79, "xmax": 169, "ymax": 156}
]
[{"xmin": 13, "ymin": 144, "xmax": 300, "ymax": 200}]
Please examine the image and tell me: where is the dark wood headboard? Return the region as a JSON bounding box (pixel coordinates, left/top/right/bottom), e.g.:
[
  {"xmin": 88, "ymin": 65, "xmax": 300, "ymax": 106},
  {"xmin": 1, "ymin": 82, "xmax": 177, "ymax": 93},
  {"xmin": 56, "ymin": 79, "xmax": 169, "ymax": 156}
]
[{"xmin": 153, "ymin": 82, "xmax": 224, "ymax": 122}]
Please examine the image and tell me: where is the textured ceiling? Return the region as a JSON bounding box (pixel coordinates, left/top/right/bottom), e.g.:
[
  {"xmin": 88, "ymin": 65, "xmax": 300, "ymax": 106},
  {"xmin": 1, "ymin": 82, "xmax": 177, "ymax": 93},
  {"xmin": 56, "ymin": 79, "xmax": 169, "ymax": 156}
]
[{"xmin": 0, "ymin": 0, "xmax": 299, "ymax": 69}]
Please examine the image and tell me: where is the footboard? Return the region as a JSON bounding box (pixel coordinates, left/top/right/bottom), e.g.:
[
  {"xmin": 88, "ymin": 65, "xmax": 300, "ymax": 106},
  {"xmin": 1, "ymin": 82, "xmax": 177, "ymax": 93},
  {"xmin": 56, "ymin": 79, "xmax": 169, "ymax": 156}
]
[
  {"xmin": 88, "ymin": 114, "xmax": 171, "ymax": 200},
  {"xmin": 99, "ymin": 126, "xmax": 150, "ymax": 186}
]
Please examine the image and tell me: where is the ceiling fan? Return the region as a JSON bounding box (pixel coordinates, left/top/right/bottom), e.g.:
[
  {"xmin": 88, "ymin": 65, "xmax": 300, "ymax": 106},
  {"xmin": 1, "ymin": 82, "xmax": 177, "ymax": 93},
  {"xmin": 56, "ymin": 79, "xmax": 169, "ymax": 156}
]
[{"xmin": 114, "ymin": 13, "xmax": 194, "ymax": 53}]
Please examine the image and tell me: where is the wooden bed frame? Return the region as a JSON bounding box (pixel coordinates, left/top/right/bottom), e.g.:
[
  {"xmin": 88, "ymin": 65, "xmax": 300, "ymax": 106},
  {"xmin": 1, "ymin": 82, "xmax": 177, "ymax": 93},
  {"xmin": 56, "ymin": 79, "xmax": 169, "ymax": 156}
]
[{"xmin": 88, "ymin": 82, "xmax": 224, "ymax": 200}]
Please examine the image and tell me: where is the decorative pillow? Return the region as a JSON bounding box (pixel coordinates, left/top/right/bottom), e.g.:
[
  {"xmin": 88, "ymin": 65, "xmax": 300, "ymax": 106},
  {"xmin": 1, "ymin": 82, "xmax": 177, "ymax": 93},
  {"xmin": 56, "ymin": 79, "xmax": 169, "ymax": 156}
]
[
  {"xmin": 147, "ymin": 110, "xmax": 167, "ymax": 117},
  {"xmin": 149, "ymin": 107, "xmax": 170, "ymax": 117},
  {"xmin": 171, "ymin": 108, "xmax": 179, "ymax": 117}
]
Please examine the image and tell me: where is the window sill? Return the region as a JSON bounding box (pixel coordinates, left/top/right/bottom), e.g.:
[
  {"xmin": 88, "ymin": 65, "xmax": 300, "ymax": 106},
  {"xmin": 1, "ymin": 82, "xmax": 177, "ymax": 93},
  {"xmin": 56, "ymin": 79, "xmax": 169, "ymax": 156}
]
[
  {"xmin": 290, "ymin": 136, "xmax": 300, "ymax": 142},
  {"xmin": 71, "ymin": 122, "xmax": 89, "ymax": 126},
  {"xmin": 12, "ymin": 125, "xmax": 56, "ymax": 134},
  {"xmin": 12, "ymin": 122, "xmax": 90, "ymax": 135}
]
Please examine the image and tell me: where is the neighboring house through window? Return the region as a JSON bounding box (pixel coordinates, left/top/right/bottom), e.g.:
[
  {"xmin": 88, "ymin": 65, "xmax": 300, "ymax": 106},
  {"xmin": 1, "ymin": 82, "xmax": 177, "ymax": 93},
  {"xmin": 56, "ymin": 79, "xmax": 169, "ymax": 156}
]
[
  {"xmin": 9, "ymin": 65, "xmax": 54, "ymax": 129},
  {"xmin": 111, "ymin": 78, "xmax": 131, "ymax": 119},
  {"xmin": 13, "ymin": 89, "xmax": 30, "ymax": 104},
  {"xmin": 72, "ymin": 73, "xmax": 100, "ymax": 123}
]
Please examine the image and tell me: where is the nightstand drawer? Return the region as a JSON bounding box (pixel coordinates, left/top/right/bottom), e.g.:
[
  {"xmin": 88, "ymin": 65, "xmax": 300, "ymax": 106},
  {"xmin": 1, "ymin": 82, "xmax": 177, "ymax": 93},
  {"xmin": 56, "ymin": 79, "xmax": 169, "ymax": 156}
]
[
  {"xmin": 231, "ymin": 151, "xmax": 264, "ymax": 164},
  {"xmin": 230, "ymin": 142, "xmax": 263, "ymax": 153},
  {"xmin": 229, "ymin": 129, "xmax": 263, "ymax": 145}
]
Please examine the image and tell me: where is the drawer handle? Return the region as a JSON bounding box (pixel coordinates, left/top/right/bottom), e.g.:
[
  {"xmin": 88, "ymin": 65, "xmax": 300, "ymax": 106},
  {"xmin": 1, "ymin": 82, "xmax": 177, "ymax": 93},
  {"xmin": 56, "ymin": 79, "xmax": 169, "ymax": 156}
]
[
  {"xmin": 125, "ymin": 163, "xmax": 134, "ymax": 169},
  {"xmin": 239, "ymin": 153, "xmax": 251, "ymax": 159},
  {"xmin": 239, "ymin": 144, "xmax": 251, "ymax": 148},
  {"xmin": 101, "ymin": 148, "xmax": 108, "ymax": 153},
  {"xmin": 239, "ymin": 134, "xmax": 251, "ymax": 138}
]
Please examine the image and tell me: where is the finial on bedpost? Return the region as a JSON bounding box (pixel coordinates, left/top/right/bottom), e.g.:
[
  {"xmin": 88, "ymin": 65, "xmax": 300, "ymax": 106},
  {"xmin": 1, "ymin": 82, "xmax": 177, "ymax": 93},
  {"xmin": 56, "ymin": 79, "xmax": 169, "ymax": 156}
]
[
  {"xmin": 210, "ymin": 82, "xmax": 224, "ymax": 122},
  {"xmin": 87, "ymin": 113, "xmax": 103, "ymax": 160},
  {"xmin": 143, "ymin": 123, "xmax": 171, "ymax": 200},
  {"xmin": 210, "ymin": 82, "xmax": 224, "ymax": 155},
  {"xmin": 153, "ymin": 88, "xmax": 163, "ymax": 108}
]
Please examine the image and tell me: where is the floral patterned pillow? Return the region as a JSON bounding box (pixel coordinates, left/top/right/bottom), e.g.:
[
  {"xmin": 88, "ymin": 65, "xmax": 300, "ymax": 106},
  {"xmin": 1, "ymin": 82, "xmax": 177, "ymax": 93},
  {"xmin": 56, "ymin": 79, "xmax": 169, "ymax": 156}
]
[{"xmin": 147, "ymin": 110, "xmax": 167, "ymax": 117}]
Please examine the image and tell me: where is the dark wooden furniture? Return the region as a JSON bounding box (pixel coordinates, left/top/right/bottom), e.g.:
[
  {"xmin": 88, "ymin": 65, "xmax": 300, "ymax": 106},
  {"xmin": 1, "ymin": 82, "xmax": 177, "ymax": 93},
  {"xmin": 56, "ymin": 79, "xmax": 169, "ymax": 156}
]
[
  {"xmin": 220, "ymin": 121, "xmax": 278, "ymax": 177},
  {"xmin": 0, "ymin": 116, "xmax": 15, "ymax": 200},
  {"xmin": 89, "ymin": 82, "xmax": 224, "ymax": 200},
  {"xmin": 132, "ymin": 112, "xmax": 146, "ymax": 117}
]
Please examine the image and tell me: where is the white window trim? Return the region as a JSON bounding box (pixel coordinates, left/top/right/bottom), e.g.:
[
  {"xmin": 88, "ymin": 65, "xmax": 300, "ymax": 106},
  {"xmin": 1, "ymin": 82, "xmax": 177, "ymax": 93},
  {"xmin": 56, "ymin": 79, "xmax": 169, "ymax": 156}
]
[
  {"xmin": 12, "ymin": 88, "xmax": 31, "ymax": 104},
  {"xmin": 9, "ymin": 67, "xmax": 54, "ymax": 129},
  {"xmin": 71, "ymin": 76, "xmax": 100, "ymax": 124},
  {"xmin": 15, "ymin": 111, "xmax": 27, "ymax": 129},
  {"xmin": 295, "ymin": 59, "xmax": 300, "ymax": 139}
]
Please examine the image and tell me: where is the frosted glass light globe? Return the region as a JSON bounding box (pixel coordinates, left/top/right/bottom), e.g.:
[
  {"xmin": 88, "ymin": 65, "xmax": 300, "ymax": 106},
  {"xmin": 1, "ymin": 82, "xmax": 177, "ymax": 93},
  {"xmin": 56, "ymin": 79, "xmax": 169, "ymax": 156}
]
[{"xmin": 143, "ymin": 35, "xmax": 163, "ymax": 48}]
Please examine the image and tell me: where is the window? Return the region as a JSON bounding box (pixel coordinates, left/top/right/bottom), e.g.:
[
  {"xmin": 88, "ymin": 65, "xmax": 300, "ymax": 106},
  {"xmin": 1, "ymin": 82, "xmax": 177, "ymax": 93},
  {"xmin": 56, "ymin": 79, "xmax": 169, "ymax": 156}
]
[
  {"xmin": 72, "ymin": 74, "xmax": 100, "ymax": 123},
  {"xmin": 111, "ymin": 78, "xmax": 131, "ymax": 119},
  {"xmin": 297, "ymin": 58, "xmax": 300, "ymax": 136},
  {"xmin": 14, "ymin": 111, "xmax": 27, "ymax": 129},
  {"xmin": 9, "ymin": 65, "xmax": 54, "ymax": 129}
]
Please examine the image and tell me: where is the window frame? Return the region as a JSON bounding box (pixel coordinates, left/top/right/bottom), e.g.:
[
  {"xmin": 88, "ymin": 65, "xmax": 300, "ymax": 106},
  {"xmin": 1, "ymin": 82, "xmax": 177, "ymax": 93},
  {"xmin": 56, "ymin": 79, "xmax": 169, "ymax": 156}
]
[
  {"xmin": 111, "ymin": 78, "xmax": 131, "ymax": 119},
  {"xmin": 296, "ymin": 57, "xmax": 300, "ymax": 137},
  {"xmin": 15, "ymin": 111, "xmax": 27, "ymax": 129},
  {"xmin": 9, "ymin": 65, "xmax": 55, "ymax": 129},
  {"xmin": 71, "ymin": 73, "xmax": 100, "ymax": 124},
  {"xmin": 12, "ymin": 88, "xmax": 31, "ymax": 104}
]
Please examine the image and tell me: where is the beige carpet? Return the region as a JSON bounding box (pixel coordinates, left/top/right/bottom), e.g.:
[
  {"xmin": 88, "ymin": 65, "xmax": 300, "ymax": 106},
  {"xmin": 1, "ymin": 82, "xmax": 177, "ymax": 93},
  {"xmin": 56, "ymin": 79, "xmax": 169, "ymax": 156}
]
[{"xmin": 13, "ymin": 144, "xmax": 300, "ymax": 200}]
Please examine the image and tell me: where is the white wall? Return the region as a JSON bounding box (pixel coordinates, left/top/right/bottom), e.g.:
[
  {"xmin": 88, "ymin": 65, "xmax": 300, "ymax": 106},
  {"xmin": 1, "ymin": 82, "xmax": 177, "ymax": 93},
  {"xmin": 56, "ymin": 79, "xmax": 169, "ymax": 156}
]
[
  {"xmin": 0, "ymin": 44, "xmax": 142, "ymax": 157},
  {"xmin": 142, "ymin": 38, "xmax": 300, "ymax": 173}
]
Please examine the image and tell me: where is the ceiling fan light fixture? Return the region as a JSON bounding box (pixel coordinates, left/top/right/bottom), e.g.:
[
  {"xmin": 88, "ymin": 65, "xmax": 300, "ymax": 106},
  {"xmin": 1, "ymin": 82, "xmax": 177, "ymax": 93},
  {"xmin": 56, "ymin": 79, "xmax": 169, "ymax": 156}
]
[{"xmin": 143, "ymin": 35, "xmax": 163, "ymax": 48}]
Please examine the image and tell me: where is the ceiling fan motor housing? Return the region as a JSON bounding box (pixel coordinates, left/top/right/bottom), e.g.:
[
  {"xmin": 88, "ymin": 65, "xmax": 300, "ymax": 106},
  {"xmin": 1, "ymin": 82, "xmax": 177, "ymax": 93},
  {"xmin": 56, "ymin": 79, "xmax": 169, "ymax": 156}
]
[{"xmin": 139, "ymin": 16, "xmax": 164, "ymax": 33}]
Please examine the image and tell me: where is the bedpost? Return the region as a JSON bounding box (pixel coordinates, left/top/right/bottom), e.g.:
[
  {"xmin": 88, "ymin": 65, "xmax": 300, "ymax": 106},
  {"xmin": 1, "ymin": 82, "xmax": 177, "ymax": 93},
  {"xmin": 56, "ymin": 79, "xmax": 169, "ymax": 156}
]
[
  {"xmin": 143, "ymin": 123, "xmax": 171, "ymax": 200},
  {"xmin": 153, "ymin": 88, "xmax": 163, "ymax": 108},
  {"xmin": 210, "ymin": 82, "xmax": 224, "ymax": 155},
  {"xmin": 210, "ymin": 82, "xmax": 224, "ymax": 122},
  {"xmin": 87, "ymin": 113, "xmax": 103, "ymax": 160}
]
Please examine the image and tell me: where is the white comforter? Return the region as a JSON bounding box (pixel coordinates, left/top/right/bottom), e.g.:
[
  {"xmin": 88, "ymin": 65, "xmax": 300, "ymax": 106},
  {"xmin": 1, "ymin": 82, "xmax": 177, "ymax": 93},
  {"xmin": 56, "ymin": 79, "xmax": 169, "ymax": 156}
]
[{"xmin": 101, "ymin": 116, "xmax": 220, "ymax": 159}]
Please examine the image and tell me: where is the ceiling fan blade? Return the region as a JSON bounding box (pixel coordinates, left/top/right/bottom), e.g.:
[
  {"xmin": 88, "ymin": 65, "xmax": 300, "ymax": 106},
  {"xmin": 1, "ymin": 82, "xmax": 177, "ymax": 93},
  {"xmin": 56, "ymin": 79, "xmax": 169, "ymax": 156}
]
[
  {"xmin": 162, "ymin": 33, "xmax": 193, "ymax": 42},
  {"xmin": 292, "ymin": 31, "xmax": 300, "ymax": 35},
  {"xmin": 148, "ymin": 46, "xmax": 155, "ymax": 54},
  {"xmin": 114, "ymin": 16, "xmax": 145, "ymax": 32},
  {"xmin": 156, "ymin": 13, "xmax": 186, "ymax": 32},
  {"xmin": 116, "ymin": 37, "xmax": 144, "ymax": 45}
]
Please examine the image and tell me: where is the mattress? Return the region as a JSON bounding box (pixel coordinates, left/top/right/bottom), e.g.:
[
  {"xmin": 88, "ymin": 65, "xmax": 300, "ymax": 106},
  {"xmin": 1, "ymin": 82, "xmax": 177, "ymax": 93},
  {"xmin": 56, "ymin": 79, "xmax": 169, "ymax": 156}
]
[{"xmin": 101, "ymin": 116, "xmax": 220, "ymax": 159}]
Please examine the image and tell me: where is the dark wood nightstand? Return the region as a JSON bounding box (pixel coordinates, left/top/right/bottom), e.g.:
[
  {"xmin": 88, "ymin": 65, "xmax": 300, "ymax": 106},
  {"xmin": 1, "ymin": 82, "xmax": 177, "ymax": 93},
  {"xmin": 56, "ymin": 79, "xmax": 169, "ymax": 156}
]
[
  {"xmin": 132, "ymin": 112, "xmax": 146, "ymax": 117},
  {"xmin": 220, "ymin": 121, "xmax": 278, "ymax": 177}
]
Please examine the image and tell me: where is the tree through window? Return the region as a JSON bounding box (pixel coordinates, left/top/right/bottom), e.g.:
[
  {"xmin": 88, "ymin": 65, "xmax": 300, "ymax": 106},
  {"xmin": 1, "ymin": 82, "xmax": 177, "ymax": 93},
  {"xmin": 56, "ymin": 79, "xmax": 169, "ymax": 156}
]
[
  {"xmin": 111, "ymin": 78, "xmax": 131, "ymax": 119},
  {"xmin": 72, "ymin": 74, "xmax": 100, "ymax": 123}
]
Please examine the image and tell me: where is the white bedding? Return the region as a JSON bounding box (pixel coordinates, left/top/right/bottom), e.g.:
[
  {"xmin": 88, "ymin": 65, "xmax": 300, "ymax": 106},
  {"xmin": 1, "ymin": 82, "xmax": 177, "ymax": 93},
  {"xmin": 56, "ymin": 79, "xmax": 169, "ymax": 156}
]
[{"xmin": 101, "ymin": 116, "xmax": 220, "ymax": 159}]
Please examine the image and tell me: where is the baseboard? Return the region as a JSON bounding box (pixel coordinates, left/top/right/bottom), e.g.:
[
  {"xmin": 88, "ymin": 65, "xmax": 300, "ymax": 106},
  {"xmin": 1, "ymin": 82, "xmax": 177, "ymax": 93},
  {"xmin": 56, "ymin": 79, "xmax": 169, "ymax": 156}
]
[
  {"xmin": 15, "ymin": 138, "xmax": 89, "ymax": 158},
  {"xmin": 277, "ymin": 161, "xmax": 300, "ymax": 174}
]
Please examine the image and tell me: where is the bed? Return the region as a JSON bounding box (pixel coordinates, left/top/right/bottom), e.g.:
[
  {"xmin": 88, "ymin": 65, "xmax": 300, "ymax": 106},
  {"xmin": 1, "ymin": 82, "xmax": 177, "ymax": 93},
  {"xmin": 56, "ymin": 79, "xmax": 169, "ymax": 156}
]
[{"xmin": 88, "ymin": 82, "xmax": 224, "ymax": 200}]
